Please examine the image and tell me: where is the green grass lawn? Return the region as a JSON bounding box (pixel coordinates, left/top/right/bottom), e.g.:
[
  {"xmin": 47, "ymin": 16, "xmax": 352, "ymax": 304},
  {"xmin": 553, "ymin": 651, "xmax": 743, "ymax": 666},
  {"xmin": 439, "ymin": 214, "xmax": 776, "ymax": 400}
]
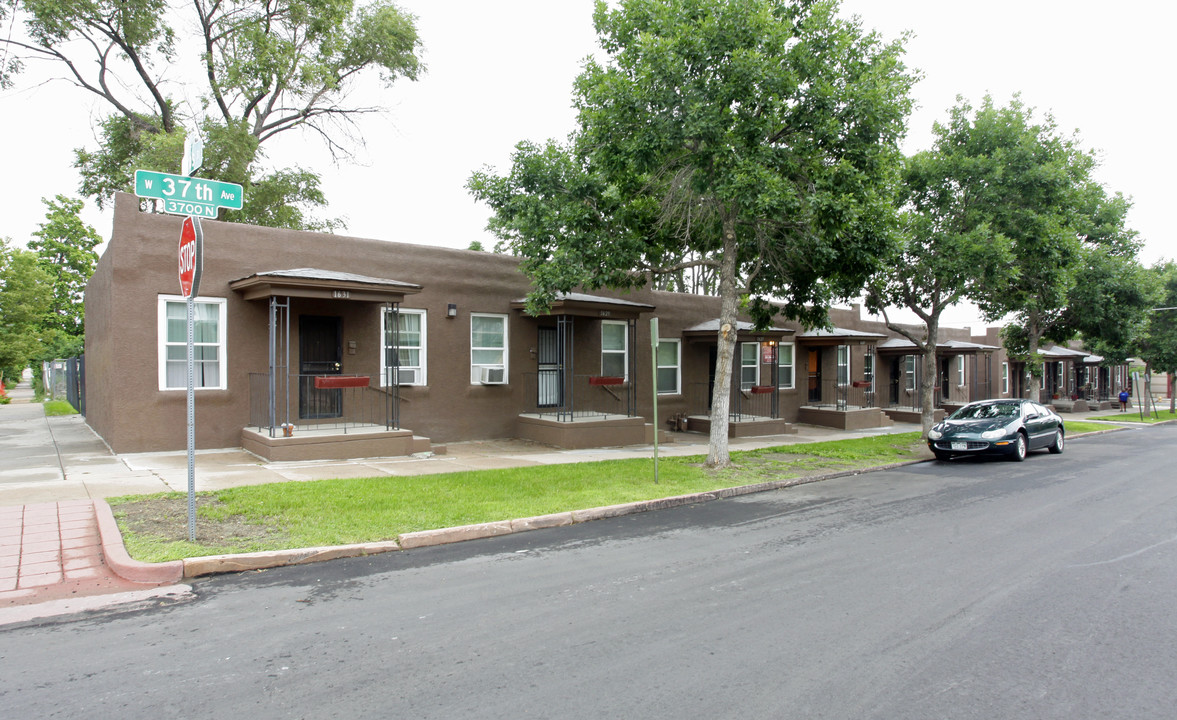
[
  {"xmin": 1065, "ymin": 420, "xmax": 1118, "ymax": 434},
  {"xmin": 42, "ymin": 399, "xmax": 79, "ymax": 416},
  {"xmin": 112, "ymin": 432, "xmax": 927, "ymax": 563},
  {"xmin": 1086, "ymin": 409, "xmax": 1177, "ymax": 424}
]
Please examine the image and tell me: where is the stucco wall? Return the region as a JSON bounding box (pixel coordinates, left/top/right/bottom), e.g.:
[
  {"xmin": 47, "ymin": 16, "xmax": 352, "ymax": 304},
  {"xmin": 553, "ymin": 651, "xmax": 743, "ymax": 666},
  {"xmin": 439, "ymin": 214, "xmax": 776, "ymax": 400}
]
[{"xmin": 85, "ymin": 193, "xmax": 1017, "ymax": 454}]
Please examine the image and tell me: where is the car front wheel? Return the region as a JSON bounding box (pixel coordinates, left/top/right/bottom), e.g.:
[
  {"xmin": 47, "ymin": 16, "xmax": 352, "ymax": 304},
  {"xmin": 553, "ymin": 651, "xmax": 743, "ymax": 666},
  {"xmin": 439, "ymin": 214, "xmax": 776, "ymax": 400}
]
[
  {"xmin": 1049, "ymin": 429, "xmax": 1065, "ymax": 454},
  {"xmin": 1010, "ymin": 433, "xmax": 1027, "ymax": 462}
]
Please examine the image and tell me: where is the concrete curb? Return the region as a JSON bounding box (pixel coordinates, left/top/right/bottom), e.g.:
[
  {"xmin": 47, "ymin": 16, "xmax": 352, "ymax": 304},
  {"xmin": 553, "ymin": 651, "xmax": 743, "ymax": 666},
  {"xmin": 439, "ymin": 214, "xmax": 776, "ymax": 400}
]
[
  {"xmin": 94, "ymin": 500, "xmax": 185, "ymax": 584},
  {"xmin": 183, "ymin": 541, "xmax": 402, "ymax": 578},
  {"xmin": 101, "ymin": 459, "xmax": 935, "ymax": 580},
  {"xmin": 103, "ymin": 433, "xmax": 1117, "ymax": 579}
]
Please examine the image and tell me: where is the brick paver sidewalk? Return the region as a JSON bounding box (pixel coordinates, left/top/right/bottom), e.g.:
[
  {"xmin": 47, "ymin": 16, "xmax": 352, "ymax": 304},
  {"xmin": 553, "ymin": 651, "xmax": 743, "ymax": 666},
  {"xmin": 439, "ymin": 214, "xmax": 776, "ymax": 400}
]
[{"xmin": 0, "ymin": 501, "xmax": 148, "ymax": 606}]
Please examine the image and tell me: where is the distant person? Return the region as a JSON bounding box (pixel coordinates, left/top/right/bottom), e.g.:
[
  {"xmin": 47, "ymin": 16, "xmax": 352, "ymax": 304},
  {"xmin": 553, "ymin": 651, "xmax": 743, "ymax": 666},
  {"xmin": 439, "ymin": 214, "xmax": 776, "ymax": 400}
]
[{"xmin": 1119, "ymin": 389, "xmax": 1129, "ymax": 412}]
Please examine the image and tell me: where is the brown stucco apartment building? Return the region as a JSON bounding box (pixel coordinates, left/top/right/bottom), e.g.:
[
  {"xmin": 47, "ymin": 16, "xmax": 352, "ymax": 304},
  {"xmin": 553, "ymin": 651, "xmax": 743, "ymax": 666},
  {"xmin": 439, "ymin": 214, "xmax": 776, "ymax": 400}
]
[{"xmin": 83, "ymin": 193, "xmax": 1124, "ymax": 462}]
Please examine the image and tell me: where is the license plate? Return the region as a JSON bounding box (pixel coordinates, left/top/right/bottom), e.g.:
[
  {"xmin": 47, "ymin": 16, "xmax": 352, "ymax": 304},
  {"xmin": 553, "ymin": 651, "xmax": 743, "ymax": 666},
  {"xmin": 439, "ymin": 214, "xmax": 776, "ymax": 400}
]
[{"xmin": 951, "ymin": 442, "xmax": 968, "ymax": 451}]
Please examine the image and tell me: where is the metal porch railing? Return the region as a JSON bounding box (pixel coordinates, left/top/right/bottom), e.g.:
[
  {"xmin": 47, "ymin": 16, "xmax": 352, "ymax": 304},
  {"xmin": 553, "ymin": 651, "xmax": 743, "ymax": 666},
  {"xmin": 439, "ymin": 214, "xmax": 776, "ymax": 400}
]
[
  {"xmin": 249, "ymin": 373, "xmax": 398, "ymax": 436},
  {"xmin": 521, "ymin": 372, "xmax": 636, "ymax": 421}
]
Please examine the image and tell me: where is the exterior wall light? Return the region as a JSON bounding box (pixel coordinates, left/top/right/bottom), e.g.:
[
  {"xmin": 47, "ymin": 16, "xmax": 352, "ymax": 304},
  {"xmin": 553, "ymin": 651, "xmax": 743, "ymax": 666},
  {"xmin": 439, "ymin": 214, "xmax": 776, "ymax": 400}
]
[{"xmin": 447, "ymin": 303, "xmax": 458, "ymax": 318}]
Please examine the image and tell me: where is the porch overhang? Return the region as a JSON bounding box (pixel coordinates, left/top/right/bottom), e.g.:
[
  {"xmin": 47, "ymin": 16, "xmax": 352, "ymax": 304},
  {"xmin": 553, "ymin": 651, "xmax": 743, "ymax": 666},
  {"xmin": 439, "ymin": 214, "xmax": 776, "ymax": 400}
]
[
  {"xmin": 875, "ymin": 337, "xmax": 998, "ymax": 356},
  {"xmin": 510, "ymin": 292, "xmax": 655, "ymax": 319},
  {"xmin": 681, "ymin": 319, "xmax": 793, "ymax": 343},
  {"xmin": 1040, "ymin": 345, "xmax": 1094, "ymax": 362},
  {"xmin": 797, "ymin": 326, "xmax": 884, "ymax": 346},
  {"xmin": 229, "ymin": 268, "xmax": 422, "ymax": 303}
]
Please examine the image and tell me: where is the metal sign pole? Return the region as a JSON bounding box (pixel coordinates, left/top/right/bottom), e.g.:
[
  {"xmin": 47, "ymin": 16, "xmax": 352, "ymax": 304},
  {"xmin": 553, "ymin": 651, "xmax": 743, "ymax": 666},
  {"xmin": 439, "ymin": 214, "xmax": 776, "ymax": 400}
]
[
  {"xmin": 186, "ymin": 294, "xmax": 197, "ymax": 542},
  {"xmin": 651, "ymin": 318, "xmax": 659, "ymax": 484},
  {"xmin": 180, "ymin": 215, "xmax": 203, "ymax": 543}
]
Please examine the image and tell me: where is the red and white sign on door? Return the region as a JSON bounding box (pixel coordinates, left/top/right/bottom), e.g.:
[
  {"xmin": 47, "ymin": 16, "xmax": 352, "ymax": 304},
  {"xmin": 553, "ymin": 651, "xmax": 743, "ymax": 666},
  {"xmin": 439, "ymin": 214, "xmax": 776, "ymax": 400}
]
[{"xmin": 178, "ymin": 216, "xmax": 203, "ymax": 298}]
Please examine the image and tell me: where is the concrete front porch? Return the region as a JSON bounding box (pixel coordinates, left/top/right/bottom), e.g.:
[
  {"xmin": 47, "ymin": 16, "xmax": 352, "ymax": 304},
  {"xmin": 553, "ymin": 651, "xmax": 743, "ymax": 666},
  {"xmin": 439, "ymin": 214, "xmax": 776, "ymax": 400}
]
[
  {"xmin": 883, "ymin": 407, "xmax": 945, "ymax": 424},
  {"xmin": 797, "ymin": 406, "xmax": 894, "ymax": 431},
  {"xmin": 684, "ymin": 414, "xmax": 794, "ymax": 438},
  {"xmin": 241, "ymin": 425, "xmax": 432, "ymax": 462},
  {"xmin": 515, "ymin": 414, "xmax": 668, "ymax": 449}
]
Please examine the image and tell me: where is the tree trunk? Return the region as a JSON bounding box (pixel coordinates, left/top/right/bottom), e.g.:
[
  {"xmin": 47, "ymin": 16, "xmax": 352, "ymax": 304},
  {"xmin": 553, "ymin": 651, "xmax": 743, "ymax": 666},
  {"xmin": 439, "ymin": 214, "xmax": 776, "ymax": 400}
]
[
  {"xmin": 705, "ymin": 219, "xmax": 740, "ymax": 468},
  {"xmin": 1026, "ymin": 309, "xmax": 1042, "ymax": 401},
  {"xmin": 920, "ymin": 316, "xmax": 940, "ymax": 437}
]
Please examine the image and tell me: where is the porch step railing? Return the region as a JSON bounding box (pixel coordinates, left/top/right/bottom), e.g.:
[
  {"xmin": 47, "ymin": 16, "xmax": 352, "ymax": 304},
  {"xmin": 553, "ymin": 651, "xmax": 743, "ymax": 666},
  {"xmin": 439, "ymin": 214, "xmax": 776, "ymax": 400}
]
[
  {"xmin": 804, "ymin": 379, "xmax": 877, "ymax": 411},
  {"xmin": 522, "ymin": 372, "xmax": 635, "ymax": 421},
  {"xmin": 688, "ymin": 382, "xmax": 780, "ymax": 421},
  {"xmin": 248, "ymin": 372, "xmax": 398, "ymax": 436}
]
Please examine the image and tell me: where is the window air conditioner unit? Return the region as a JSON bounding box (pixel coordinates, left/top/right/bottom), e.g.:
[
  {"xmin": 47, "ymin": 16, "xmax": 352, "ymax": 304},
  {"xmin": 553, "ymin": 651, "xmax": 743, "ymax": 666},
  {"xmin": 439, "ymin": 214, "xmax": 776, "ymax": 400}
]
[
  {"xmin": 478, "ymin": 366, "xmax": 506, "ymax": 385},
  {"xmin": 395, "ymin": 368, "xmax": 418, "ymax": 385}
]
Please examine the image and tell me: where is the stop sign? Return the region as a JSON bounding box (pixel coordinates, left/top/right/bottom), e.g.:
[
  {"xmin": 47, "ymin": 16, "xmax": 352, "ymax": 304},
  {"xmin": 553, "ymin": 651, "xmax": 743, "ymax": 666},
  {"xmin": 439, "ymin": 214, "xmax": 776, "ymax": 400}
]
[{"xmin": 179, "ymin": 216, "xmax": 203, "ymax": 298}]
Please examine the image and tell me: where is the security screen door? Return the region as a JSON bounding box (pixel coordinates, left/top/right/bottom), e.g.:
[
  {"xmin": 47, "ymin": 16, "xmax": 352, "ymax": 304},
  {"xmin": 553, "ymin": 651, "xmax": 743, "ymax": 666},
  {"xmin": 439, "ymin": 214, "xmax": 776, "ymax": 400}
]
[{"xmin": 299, "ymin": 315, "xmax": 343, "ymax": 419}]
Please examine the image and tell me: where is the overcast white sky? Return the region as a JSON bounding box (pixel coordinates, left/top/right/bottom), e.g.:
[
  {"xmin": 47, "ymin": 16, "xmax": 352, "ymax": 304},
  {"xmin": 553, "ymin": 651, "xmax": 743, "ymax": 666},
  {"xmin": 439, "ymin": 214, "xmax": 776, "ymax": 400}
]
[{"xmin": 2, "ymin": 0, "xmax": 1173, "ymax": 329}]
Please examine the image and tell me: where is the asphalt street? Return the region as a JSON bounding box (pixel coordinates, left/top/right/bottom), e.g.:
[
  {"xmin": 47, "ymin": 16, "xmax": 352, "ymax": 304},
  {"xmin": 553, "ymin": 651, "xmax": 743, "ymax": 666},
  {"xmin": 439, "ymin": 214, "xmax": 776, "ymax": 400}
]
[{"xmin": 1, "ymin": 424, "xmax": 1174, "ymax": 719}]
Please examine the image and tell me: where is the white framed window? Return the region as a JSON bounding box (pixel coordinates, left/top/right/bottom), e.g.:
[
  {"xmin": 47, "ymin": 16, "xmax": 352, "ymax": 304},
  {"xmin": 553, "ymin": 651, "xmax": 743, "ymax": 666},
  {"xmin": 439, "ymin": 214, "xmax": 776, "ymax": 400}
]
[
  {"xmin": 1002, "ymin": 362, "xmax": 1009, "ymax": 395},
  {"xmin": 740, "ymin": 342, "xmax": 759, "ymax": 389},
  {"xmin": 863, "ymin": 351, "xmax": 874, "ymax": 389},
  {"xmin": 380, "ymin": 308, "xmax": 426, "ymax": 386},
  {"xmin": 601, "ymin": 320, "xmax": 629, "ymax": 379},
  {"xmin": 656, "ymin": 338, "xmax": 681, "ymax": 395},
  {"xmin": 836, "ymin": 345, "xmax": 850, "ymax": 386},
  {"xmin": 957, "ymin": 355, "xmax": 966, "ymax": 386},
  {"xmin": 158, "ymin": 295, "xmax": 227, "ymax": 391},
  {"xmin": 471, "ymin": 313, "xmax": 508, "ymax": 383},
  {"xmin": 905, "ymin": 355, "xmax": 916, "ymax": 391},
  {"xmin": 777, "ymin": 342, "xmax": 795, "ymax": 389}
]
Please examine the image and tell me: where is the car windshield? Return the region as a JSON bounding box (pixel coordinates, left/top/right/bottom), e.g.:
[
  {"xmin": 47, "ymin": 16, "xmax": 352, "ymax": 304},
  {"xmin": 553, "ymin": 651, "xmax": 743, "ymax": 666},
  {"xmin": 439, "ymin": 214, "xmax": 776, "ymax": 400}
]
[{"xmin": 951, "ymin": 403, "xmax": 1019, "ymax": 420}]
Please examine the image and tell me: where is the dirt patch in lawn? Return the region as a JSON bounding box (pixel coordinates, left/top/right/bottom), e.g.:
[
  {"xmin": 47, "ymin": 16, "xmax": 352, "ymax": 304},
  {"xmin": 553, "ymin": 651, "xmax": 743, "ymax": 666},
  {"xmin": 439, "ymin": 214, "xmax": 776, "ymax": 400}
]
[{"xmin": 113, "ymin": 496, "xmax": 289, "ymax": 549}]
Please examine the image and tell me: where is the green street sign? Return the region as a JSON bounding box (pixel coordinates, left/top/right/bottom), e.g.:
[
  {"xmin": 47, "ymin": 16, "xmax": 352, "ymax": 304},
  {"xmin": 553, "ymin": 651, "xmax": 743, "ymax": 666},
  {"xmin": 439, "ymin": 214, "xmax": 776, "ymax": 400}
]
[{"xmin": 134, "ymin": 170, "xmax": 244, "ymax": 218}]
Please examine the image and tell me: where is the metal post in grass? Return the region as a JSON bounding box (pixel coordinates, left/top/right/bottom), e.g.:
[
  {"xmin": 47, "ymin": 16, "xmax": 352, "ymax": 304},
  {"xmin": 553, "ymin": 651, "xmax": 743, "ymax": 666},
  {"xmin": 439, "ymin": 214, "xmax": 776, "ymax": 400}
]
[
  {"xmin": 1133, "ymin": 370, "xmax": 1145, "ymax": 423},
  {"xmin": 650, "ymin": 317, "xmax": 659, "ymax": 484}
]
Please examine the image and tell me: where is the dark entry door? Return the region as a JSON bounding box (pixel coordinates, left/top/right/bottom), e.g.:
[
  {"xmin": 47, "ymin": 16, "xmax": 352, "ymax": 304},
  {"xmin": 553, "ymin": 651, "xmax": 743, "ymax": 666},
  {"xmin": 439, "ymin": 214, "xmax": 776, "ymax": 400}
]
[
  {"xmin": 939, "ymin": 357, "xmax": 951, "ymax": 402},
  {"xmin": 807, "ymin": 349, "xmax": 821, "ymax": 403},
  {"xmin": 537, "ymin": 327, "xmax": 562, "ymax": 407},
  {"xmin": 708, "ymin": 345, "xmax": 718, "ymax": 411},
  {"xmin": 889, "ymin": 357, "xmax": 902, "ymax": 404},
  {"xmin": 299, "ymin": 315, "xmax": 343, "ymax": 419}
]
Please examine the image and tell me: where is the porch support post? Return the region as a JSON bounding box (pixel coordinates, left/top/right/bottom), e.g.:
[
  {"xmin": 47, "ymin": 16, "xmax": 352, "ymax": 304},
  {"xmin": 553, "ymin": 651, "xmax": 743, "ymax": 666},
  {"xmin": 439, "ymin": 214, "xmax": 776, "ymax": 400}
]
[
  {"xmin": 385, "ymin": 302, "xmax": 400, "ymax": 430},
  {"xmin": 557, "ymin": 315, "xmax": 573, "ymax": 422},
  {"xmin": 268, "ymin": 297, "xmax": 277, "ymax": 436},
  {"xmin": 283, "ymin": 296, "xmax": 290, "ymax": 431},
  {"xmin": 772, "ymin": 343, "xmax": 779, "ymax": 419},
  {"xmin": 916, "ymin": 354, "xmax": 924, "ymax": 412},
  {"xmin": 628, "ymin": 318, "xmax": 637, "ymax": 417}
]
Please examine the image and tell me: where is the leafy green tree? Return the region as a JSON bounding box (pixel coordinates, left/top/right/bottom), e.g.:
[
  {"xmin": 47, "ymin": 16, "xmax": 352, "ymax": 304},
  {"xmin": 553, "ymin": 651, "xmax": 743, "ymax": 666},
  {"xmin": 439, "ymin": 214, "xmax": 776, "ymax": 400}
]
[
  {"xmin": 0, "ymin": 240, "xmax": 54, "ymax": 384},
  {"xmin": 1042, "ymin": 188, "xmax": 1150, "ymax": 362},
  {"xmin": 470, "ymin": 0, "xmax": 915, "ymax": 467},
  {"xmin": 867, "ymin": 144, "xmax": 1014, "ymax": 436},
  {"xmin": 929, "ymin": 96, "xmax": 1120, "ymax": 401},
  {"xmin": 28, "ymin": 195, "xmax": 102, "ymax": 337},
  {"xmin": 1136, "ymin": 262, "xmax": 1177, "ymax": 412},
  {"xmin": 1, "ymin": 0, "xmax": 422, "ymax": 230}
]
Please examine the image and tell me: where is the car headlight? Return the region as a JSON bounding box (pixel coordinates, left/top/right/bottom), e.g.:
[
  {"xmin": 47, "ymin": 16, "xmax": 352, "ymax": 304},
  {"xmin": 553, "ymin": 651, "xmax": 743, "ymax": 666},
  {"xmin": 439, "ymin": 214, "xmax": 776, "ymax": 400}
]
[
  {"xmin": 927, "ymin": 429, "xmax": 942, "ymax": 440},
  {"xmin": 981, "ymin": 428, "xmax": 1008, "ymax": 440}
]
